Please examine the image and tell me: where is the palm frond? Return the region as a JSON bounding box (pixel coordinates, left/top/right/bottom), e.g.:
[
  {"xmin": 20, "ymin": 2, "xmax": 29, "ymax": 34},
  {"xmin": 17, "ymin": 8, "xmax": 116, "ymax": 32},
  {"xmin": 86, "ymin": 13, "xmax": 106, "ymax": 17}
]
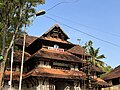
[
  {"xmin": 94, "ymin": 48, "xmax": 99, "ymax": 57},
  {"xmin": 96, "ymin": 54, "xmax": 105, "ymax": 59},
  {"xmin": 96, "ymin": 59, "xmax": 104, "ymax": 64},
  {"xmin": 95, "ymin": 59, "xmax": 105, "ymax": 67},
  {"xmin": 88, "ymin": 40, "xmax": 93, "ymax": 46},
  {"xmin": 89, "ymin": 46, "xmax": 94, "ymax": 56}
]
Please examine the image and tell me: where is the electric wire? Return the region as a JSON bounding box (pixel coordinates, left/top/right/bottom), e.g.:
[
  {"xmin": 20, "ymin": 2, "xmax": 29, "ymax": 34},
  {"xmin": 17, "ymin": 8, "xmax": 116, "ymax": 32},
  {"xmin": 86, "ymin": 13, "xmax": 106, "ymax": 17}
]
[
  {"xmin": 47, "ymin": 13, "xmax": 120, "ymax": 38},
  {"xmin": 45, "ymin": 0, "xmax": 120, "ymax": 41},
  {"xmin": 44, "ymin": 15, "xmax": 120, "ymax": 48},
  {"xmin": 46, "ymin": 0, "xmax": 80, "ymax": 12}
]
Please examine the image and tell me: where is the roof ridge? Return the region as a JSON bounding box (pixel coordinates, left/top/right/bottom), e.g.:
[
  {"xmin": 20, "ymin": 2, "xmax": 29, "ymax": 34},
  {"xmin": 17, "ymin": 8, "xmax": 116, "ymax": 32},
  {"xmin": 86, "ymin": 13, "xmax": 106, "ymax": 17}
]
[{"xmin": 41, "ymin": 24, "xmax": 69, "ymax": 39}]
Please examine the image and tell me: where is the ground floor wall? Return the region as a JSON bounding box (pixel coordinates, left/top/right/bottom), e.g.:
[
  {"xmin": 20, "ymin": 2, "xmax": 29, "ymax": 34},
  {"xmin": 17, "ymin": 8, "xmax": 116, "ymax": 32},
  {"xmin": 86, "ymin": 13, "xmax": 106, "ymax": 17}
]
[
  {"xmin": 3, "ymin": 77, "xmax": 102, "ymax": 90},
  {"xmin": 102, "ymin": 84, "xmax": 120, "ymax": 90},
  {"xmin": 3, "ymin": 77, "xmax": 84, "ymax": 90}
]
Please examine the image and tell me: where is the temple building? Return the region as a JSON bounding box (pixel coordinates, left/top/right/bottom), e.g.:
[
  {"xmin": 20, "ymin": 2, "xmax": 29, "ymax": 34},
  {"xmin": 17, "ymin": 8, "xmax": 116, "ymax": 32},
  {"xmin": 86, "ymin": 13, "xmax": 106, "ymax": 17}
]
[
  {"xmin": 102, "ymin": 65, "xmax": 120, "ymax": 90},
  {"xmin": 3, "ymin": 24, "xmax": 110, "ymax": 90}
]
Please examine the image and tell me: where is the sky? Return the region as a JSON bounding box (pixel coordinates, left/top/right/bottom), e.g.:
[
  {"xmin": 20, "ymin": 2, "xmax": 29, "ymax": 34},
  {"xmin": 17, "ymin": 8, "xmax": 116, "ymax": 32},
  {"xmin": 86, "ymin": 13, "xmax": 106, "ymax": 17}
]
[{"xmin": 27, "ymin": 0, "xmax": 120, "ymax": 68}]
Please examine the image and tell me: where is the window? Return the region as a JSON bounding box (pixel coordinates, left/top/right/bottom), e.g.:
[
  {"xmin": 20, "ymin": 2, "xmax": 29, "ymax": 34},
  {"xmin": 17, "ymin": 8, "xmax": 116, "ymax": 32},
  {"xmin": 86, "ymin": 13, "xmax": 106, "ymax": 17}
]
[
  {"xmin": 54, "ymin": 45, "xmax": 59, "ymax": 48},
  {"xmin": 112, "ymin": 78, "xmax": 120, "ymax": 85},
  {"xmin": 51, "ymin": 33, "xmax": 58, "ymax": 38},
  {"xmin": 52, "ymin": 62, "xmax": 70, "ymax": 70}
]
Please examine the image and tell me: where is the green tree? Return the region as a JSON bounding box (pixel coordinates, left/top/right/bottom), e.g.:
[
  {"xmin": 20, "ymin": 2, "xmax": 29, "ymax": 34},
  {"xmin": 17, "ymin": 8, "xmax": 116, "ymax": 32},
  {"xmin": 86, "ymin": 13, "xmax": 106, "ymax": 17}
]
[
  {"xmin": 83, "ymin": 40, "xmax": 112, "ymax": 73},
  {"xmin": 0, "ymin": 0, "xmax": 45, "ymax": 88},
  {"xmin": 0, "ymin": 0, "xmax": 45, "ymax": 54}
]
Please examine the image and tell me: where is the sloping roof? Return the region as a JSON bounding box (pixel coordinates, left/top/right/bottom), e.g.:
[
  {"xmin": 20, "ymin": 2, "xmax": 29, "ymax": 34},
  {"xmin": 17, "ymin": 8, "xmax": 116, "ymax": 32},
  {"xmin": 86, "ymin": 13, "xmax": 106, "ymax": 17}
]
[
  {"xmin": 15, "ymin": 35, "xmax": 38, "ymax": 47},
  {"xmin": 42, "ymin": 24, "xmax": 69, "ymax": 39},
  {"xmin": 3, "ymin": 69, "xmax": 110, "ymax": 87},
  {"xmin": 4, "ymin": 70, "xmax": 34, "ymax": 81},
  {"xmin": 4, "ymin": 71, "xmax": 23, "ymax": 81},
  {"xmin": 3, "ymin": 68, "xmax": 86, "ymax": 81},
  {"xmin": 93, "ymin": 78, "xmax": 111, "ymax": 87},
  {"xmin": 39, "ymin": 36, "xmax": 70, "ymax": 44},
  {"xmin": 67, "ymin": 45, "xmax": 85, "ymax": 55},
  {"xmin": 32, "ymin": 67, "xmax": 86, "ymax": 80},
  {"xmin": 32, "ymin": 48, "xmax": 83, "ymax": 63},
  {"xmin": 81, "ymin": 65, "xmax": 105, "ymax": 74},
  {"xmin": 102, "ymin": 65, "xmax": 120, "ymax": 80},
  {"xmin": 13, "ymin": 51, "xmax": 31, "ymax": 62}
]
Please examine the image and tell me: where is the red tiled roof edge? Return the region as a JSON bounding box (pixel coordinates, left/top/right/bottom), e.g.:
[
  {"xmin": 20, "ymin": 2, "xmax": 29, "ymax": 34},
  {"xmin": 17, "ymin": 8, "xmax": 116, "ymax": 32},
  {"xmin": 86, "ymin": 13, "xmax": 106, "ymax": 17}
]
[
  {"xmin": 102, "ymin": 65, "xmax": 120, "ymax": 80},
  {"xmin": 31, "ymin": 67, "xmax": 86, "ymax": 80}
]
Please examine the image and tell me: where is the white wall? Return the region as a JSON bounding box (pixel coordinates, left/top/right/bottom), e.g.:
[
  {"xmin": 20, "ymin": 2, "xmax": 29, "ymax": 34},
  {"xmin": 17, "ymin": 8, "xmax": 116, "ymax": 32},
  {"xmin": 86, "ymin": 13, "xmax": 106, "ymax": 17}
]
[
  {"xmin": 38, "ymin": 61, "xmax": 51, "ymax": 68},
  {"xmin": 102, "ymin": 84, "xmax": 120, "ymax": 90},
  {"xmin": 71, "ymin": 65, "xmax": 79, "ymax": 71}
]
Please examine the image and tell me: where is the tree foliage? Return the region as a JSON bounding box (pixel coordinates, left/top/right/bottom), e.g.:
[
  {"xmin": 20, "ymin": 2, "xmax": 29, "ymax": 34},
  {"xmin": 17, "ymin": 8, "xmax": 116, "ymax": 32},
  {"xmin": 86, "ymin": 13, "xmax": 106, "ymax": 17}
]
[
  {"xmin": 83, "ymin": 40, "xmax": 112, "ymax": 74},
  {"xmin": 0, "ymin": 0, "xmax": 45, "ymax": 54},
  {"xmin": 0, "ymin": 0, "xmax": 45, "ymax": 88}
]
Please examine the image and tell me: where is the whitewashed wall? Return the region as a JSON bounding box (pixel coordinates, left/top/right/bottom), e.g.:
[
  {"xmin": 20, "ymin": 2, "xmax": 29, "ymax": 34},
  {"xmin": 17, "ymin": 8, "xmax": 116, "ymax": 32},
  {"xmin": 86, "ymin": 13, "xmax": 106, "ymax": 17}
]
[{"xmin": 102, "ymin": 84, "xmax": 120, "ymax": 90}]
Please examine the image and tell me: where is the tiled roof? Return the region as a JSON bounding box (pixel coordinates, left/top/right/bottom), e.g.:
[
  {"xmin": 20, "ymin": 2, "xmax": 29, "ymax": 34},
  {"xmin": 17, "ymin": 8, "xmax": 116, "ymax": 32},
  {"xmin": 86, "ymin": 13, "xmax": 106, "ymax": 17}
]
[
  {"xmin": 67, "ymin": 45, "xmax": 85, "ymax": 55},
  {"xmin": 39, "ymin": 37, "xmax": 70, "ymax": 44},
  {"xmin": 93, "ymin": 78, "xmax": 111, "ymax": 87},
  {"xmin": 4, "ymin": 71, "xmax": 22, "ymax": 81},
  {"xmin": 4, "ymin": 70, "xmax": 33, "ymax": 81},
  {"xmin": 102, "ymin": 65, "xmax": 120, "ymax": 80},
  {"xmin": 32, "ymin": 67, "xmax": 86, "ymax": 80},
  {"xmin": 32, "ymin": 48, "xmax": 83, "ymax": 63},
  {"xmin": 3, "ymin": 69, "xmax": 110, "ymax": 88},
  {"xmin": 81, "ymin": 65, "xmax": 105, "ymax": 73},
  {"xmin": 13, "ymin": 51, "xmax": 31, "ymax": 62},
  {"xmin": 15, "ymin": 35, "xmax": 38, "ymax": 47},
  {"xmin": 3, "ymin": 68, "xmax": 86, "ymax": 81},
  {"xmin": 42, "ymin": 24, "xmax": 69, "ymax": 39}
]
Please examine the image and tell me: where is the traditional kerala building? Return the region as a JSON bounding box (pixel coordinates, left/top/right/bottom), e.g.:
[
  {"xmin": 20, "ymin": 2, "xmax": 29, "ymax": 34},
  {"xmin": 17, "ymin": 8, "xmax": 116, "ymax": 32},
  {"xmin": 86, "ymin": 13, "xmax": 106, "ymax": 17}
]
[
  {"xmin": 3, "ymin": 24, "xmax": 110, "ymax": 90},
  {"xmin": 102, "ymin": 65, "xmax": 120, "ymax": 90}
]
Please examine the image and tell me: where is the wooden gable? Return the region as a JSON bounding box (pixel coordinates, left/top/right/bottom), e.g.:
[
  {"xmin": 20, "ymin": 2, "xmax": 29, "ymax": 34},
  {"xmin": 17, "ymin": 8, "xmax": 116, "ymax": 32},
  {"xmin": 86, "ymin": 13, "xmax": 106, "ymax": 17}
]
[{"xmin": 41, "ymin": 24, "xmax": 69, "ymax": 41}]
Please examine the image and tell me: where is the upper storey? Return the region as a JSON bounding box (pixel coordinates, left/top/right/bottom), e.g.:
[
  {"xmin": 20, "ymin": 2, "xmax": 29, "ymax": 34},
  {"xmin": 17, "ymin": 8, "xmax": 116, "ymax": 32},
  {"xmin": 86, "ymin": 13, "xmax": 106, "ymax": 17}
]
[
  {"xmin": 15, "ymin": 24, "xmax": 86, "ymax": 56},
  {"xmin": 15, "ymin": 24, "xmax": 72, "ymax": 49},
  {"xmin": 41, "ymin": 24, "xmax": 69, "ymax": 41}
]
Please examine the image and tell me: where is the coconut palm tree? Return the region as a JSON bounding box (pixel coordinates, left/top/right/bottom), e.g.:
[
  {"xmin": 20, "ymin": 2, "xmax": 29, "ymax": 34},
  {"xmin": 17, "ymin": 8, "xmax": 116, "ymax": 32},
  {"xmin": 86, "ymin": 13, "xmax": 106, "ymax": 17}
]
[{"xmin": 83, "ymin": 40, "xmax": 111, "ymax": 73}]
